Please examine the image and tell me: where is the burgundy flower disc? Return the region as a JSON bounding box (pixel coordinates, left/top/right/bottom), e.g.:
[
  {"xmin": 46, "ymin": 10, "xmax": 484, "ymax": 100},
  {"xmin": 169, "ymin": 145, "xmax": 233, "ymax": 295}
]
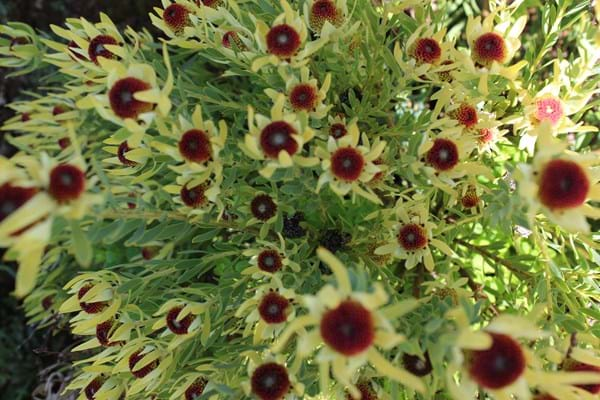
[
  {"xmin": 84, "ymin": 376, "xmax": 105, "ymax": 400},
  {"xmin": 397, "ymin": 223, "xmax": 428, "ymax": 251},
  {"xmin": 108, "ymin": 77, "xmax": 153, "ymax": 120},
  {"xmin": 58, "ymin": 137, "xmax": 71, "ymax": 149},
  {"xmin": 222, "ymin": 31, "xmax": 245, "ymax": 49},
  {"xmin": 163, "ymin": 4, "xmax": 190, "ymax": 33},
  {"xmin": 117, "ymin": 141, "xmax": 137, "ymax": 166},
  {"xmin": 48, "ymin": 164, "xmax": 85, "ymax": 202},
  {"xmin": 259, "ymin": 121, "xmax": 299, "ymax": 158},
  {"xmin": 565, "ymin": 361, "xmax": 600, "ymax": 394},
  {"xmin": 21, "ymin": 112, "xmax": 31, "ymax": 122},
  {"xmin": 166, "ymin": 306, "xmax": 196, "ymax": 335},
  {"xmin": 402, "ymin": 352, "xmax": 433, "ymax": 377},
  {"xmin": 412, "ymin": 38, "xmax": 442, "ymax": 64},
  {"xmin": 78, "ymin": 283, "xmax": 109, "ymax": 314},
  {"xmin": 534, "ymin": 97, "xmax": 563, "ymax": 126},
  {"xmin": 250, "ymin": 362, "xmax": 291, "ymax": 400},
  {"xmin": 329, "ymin": 123, "xmax": 347, "ymax": 139},
  {"xmin": 178, "ymin": 129, "xmax": 212, "ymax": 163},
  {"xmin": 461, "ymin": 187, "xmax": 479, "ymax": 208},
  {"xmin": 538, "ymin": 159, "xmax": 589, "ymax": 210},
  {"xmin": 258, "ymin": 291, "xmax": 290, "ymax": 324},
  {"xmin": 330, "ymin": 147, "xmax": 365, "ymax": 182},
  {"xmin": 289, "ymin": 83, "xmax": 318, "ymax": 111},
  {"xmin": 455, "ymin": 103, "xmax": 478, "ymax": 128},
  {"xmin": 266, "ymin": 24, "xmax": 301, "ymax": 58},
  {"xmin": 473, "ymin": 32, "xmax": 506, "ymax": 65},
  {"xmin": 52, "ymin": 105, "xmax": 67, "ymax": 116},
  {"xmin": 96, "ymin": 319, "xmax": 122, "ymax": 347},
  {"xmin": 195, "ymin": 0, "xmax": 220, "ymax": 7},
  {"xmin": 320, "ymin": 300, "xmax": 375, "ymax": 356},
  {"xmin": 533, "ymin": 395, "xmax": 557, "ymax": 400},
  {"xmin": 180, "ymin": 183, "xmax": 208, "ymax": 208},
  {"xmin": 68, "ymin": 40, "xmax": 86, "ymax": 61},
  {"xmin": 129, "ymin": 349, "xmax": 159, "ymax": 379},
  {"xmin": 0, "ymin": 183, "xmax": 38, "ymax": 223},
  {"xmin": 184, "ymin": 378, "xmax": 208, "ymax": 400},
  {"xmin": 310, "ymin": 0, "xmax": 339, "ymax": 31},
  {"xmin": 425, "ymin": 138, "xmax": 459, "ymax": 171},
  {"xmin": 467, "ymin": 333, "xmax": 526, "ymax": 389},
  {"xmin": 257, "ymin": 250, "xmax": 283, "ymax": 273},
  {"xmin": 250, "ymin": 194, "xmax": 277, "ymax": 221},
  {"xmin": 88, "ymin": 35, "xmax": 118, "ymax": 64},
  {"xmin": 346, "ymin": 381, "xmax": 377, "ymax": 400},
  {"xmin": 41, "ymin": 295, "xmax": 54, "ymax": 310}
]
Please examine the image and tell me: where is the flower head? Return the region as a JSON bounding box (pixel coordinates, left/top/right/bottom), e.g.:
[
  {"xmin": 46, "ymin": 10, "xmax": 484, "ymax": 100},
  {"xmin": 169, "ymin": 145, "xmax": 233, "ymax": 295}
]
[
  {"xmin": 316, "ymin": 121, "xmax": 385, "ymax": 204},
  {"xmin": 240, "ymin": 94, "xmax": 318, "ymax": 178},
  {"xmin": 517, "ymin": 132, "xmax": 600, "ymax": 233},
  {"xmin": 272, "ymin": 247, "xmax": 425, "ymax": 397}
]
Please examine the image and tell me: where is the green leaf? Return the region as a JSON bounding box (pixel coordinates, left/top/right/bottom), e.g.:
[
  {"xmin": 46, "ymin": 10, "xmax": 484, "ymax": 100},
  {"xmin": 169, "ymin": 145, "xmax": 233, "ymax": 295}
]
[{"xmin": 70, "ymin": 220, "xmax": 93, "ymax": 268}]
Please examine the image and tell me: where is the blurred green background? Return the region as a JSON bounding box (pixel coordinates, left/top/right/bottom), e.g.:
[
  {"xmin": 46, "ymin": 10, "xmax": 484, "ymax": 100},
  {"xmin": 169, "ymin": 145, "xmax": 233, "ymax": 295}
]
[{"xmin": 0, "ymin": 1, "xmax": 155, "ymax": 399}]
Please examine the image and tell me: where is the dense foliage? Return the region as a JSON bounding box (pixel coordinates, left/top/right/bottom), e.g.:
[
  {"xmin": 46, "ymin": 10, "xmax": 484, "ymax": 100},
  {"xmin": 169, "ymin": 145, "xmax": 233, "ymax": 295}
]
[{"xmin": 0, "ymin": 0, "xmax": 599, "ymax": 399}]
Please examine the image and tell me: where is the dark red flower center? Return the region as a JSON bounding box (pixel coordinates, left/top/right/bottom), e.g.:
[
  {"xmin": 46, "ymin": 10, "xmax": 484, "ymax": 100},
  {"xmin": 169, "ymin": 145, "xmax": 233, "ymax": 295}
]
[
  {"xmin": 310, "ymin": 0, "xmax": 340, "ymax": 30},
  {"xmin": 67, "ymin": 40, "xmax": 86, "ymax": 61},
  {"xmin": 329, "ymin": 123, "xmax": 347, "ymax": 139},
  {"xmin": 88, "ymin": 35, "xmax": 118, "ymax": 64},
  {"xmin": 117, "ymin": 141, "xmax": 137, "ymax": 166},
  {"xmin": 258, "ymin": 291, "xmax": 290, "ymax": 324},
  {"xmin": 402, "ymin": 352, "xmax": 433, "ymax": 376},
  {"xmin": 52, "ymin": 105, "xmax": 67, "ymax": 116},
  {"xmin": 178, "ymin": 129, "xmax": 212, "ymax": 163},
  {"xmin": 77, "ymin": 284, "xmax": 109, "ymax": 314},
  {"xmin": 397, "ymin": 223, "xmax": 428, "ymax": 251},
  {"xmin": 58, "ymin": 137, "xmax": 71, "ymax": 149},
  {"xmin": 108, "ymin": 77, "xmax": 153, "ymax": 120},
  {"xmin": 163, "ymin": 4, "xmax": 190, "ymax": 32},
  {"xmin": 96, "ymin": 319, "xmax": 122, "ymax": 347},
  {"xmin": 257, "ymin": 250, "xmax": 283, "ymax": 273},
  {"xmin": 538, "ymin": 159, "xmax": 589, "ymax": 210},
  {"xmin": 289, "ymin": 84, "xmax": 318, "ymax": 111},
  {"xmin": 166, "ymin": 306, "xmax": 196, "ymax": 335},
  {"xmin": 331, "ymin": 147, "xmax": 365, "ymax": 181},
  {"xmin": 41, "ymin": 295, "xmax": 54, "ymax": 310},
  {"xmin": 48, "ymin": 164, "xmax": 85, "ymax": 202},
  {"xmin": 473, "ymin": 32, "xmax": 506, "ymax": 64},
  {"xmin": 426, "ymin": 138, "xmax": 459, "ymax": 171},
  {"xmin": 455, "ymin": 103, "xmax": 478, "ymax": 128},
  {"xmin": 320, "ymin": 300, "xmax": 375, "ymax": 356},
  {"xmin": 21, "ymin": 112, "xmax": 31, "ymax": 122},
  {"xmin": 266, "ymin": 24, "xmax": 301, "ymax": 58},
  {"xmin": 565, "ymin": 361, "xmax": 600, "ymax": 394},
  {"xmin": 185, "ymin": 378, "xmax": 208, "ymax": 400},
  {"xmin": 413, "ymin": 38, "xmax": 442, "ymax": 64},
  {"xmin": 84, "ymin": 376, "xmax": 105, "ymax": 400},
  {"xmin": 0, "ymin": 183, "xmax": 37, "ymax": 223},
  {"xmin": 259, "ymin": 121, "xmax": 298, "ymax": 158},
  {"xmin": 222, "ymin": 31, "xmax": 245, "ymax": 49},
  {"xmin": 129, "ymin": 349, "xmax": 159, "ymax": 379},
  {"xmin": 250, "ymin": 194, "xmax": 277, "ymax": 221},
  {"xmin": 346, "ymin": 381, "xmax": 377, "ymax": 400},
  {"xmin": 195, "ymin": 0, "xmax": 220, "ymax": 7},
  {"xmin": 461, "ymin": 187, "xmax": 479, "ymax": 208},
  {"xmin": 467, "ymin": 333, "xmax": 525, "ymax": 389},
  {"xmin": 180, "ymin": 182, "xmax": 208, "ymax": 208},
  {"xmin": 250, "ymin": 362, "xmax": 291, "ymax": 400}
]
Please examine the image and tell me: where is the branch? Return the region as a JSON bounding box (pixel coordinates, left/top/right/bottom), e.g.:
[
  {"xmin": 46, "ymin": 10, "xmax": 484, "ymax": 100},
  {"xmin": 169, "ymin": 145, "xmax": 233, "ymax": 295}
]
[{"xmin": 455, "ymin": 238, "xmax": 532, "ymax": 280}]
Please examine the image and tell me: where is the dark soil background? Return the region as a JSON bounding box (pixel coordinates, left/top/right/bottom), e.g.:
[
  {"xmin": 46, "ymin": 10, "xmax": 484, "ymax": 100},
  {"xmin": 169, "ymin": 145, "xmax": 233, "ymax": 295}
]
[{"xmin": 0, "ymin": 1, "xmax": 155, "ymax": 399}]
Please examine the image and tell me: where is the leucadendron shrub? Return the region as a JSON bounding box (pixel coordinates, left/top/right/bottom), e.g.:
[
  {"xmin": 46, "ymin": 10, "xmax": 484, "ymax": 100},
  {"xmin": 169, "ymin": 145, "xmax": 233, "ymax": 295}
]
[{"xmin": 1, "ymin": 0, "xmax": 600, "ymax": 399}]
